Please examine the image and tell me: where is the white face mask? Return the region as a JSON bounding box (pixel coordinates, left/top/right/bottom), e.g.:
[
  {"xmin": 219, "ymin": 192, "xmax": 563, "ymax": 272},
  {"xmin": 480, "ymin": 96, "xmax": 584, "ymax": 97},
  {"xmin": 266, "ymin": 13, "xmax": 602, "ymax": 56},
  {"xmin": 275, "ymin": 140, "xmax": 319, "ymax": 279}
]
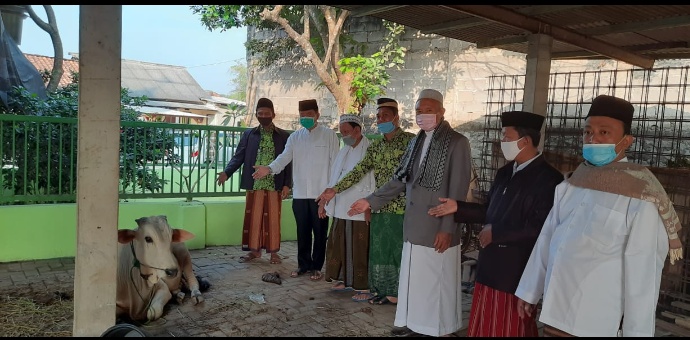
[{"xmin": 500, "ymin": 137, "xmax": 524, "ymax": 161}]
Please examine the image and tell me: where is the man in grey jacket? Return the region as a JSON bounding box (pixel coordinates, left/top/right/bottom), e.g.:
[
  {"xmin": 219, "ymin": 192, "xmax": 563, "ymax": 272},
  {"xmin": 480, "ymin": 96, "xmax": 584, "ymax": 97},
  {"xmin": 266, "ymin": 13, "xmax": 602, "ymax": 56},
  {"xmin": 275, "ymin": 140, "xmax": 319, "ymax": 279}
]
[{"xmin": 349, "ymin": 89, "xmax": 473, "ymax": 337}]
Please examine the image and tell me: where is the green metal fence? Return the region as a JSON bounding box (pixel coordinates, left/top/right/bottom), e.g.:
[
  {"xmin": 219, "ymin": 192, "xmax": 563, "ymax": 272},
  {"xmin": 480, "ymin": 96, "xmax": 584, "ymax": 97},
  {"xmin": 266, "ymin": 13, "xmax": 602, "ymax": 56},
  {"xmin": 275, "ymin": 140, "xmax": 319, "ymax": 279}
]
[
  {"xmin": 0, "ymin": 115, "xmax": 386, "ymax": 204},
  {"xmin": 0, "ymin": 115, "xmax": 252, "ymax": 204}
]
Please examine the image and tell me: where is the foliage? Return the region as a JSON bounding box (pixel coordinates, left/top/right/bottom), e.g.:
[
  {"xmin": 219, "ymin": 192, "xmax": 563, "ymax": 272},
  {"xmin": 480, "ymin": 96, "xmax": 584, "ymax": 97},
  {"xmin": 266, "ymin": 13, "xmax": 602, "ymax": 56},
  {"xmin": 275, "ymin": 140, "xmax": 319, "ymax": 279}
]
[
  {"xmin": 190, "ymin": 5, "xmax": 406, "ymax": 115},
  {"xmin": 336, "ymin": 21, "xmax": 406, "ymax": 113},
  {"xmin": 228, "ymin": 60, "xmax": 247, "ymax": 102},
  {"xmin": 0, "ymin": 79, "xmax": 174, "ymax": 202},
  {"xmin": 221, "ymin": 102, "xmax": 248, "ymax": 127}
]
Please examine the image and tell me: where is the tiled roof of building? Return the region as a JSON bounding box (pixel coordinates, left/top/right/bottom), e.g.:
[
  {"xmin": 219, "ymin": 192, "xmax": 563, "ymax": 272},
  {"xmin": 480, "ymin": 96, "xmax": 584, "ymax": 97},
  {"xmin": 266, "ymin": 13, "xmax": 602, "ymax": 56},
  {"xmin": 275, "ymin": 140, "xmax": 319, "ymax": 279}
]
[{"xmin": 24, "ymin": 53, "xmax": 79, "ymax": 88}]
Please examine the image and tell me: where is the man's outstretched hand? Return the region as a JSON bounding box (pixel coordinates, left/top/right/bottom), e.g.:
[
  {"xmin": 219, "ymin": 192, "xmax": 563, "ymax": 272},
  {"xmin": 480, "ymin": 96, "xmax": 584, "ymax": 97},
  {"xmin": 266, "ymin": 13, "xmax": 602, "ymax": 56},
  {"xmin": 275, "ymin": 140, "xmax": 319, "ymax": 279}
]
[{"xmin": 252, "ymin": 165, "xmax": 271, "ymax": 180}]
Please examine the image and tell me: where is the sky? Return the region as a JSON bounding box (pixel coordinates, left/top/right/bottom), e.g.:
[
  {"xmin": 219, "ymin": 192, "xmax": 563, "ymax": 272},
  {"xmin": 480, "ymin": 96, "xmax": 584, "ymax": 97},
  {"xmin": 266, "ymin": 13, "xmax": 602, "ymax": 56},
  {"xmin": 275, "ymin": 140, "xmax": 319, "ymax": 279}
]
[{"xmin": 18, "ymin": 5, "xmax": 247, "ymax": 95}]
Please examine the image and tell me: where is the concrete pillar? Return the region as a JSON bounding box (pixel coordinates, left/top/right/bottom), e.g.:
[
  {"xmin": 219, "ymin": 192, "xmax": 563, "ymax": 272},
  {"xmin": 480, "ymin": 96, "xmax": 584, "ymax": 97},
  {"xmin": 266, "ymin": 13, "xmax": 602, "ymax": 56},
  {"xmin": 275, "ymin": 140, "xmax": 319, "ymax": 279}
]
[
  {"xmin": 522, "ymin": 33, "xmax": 552, "ymax": 151},
  {"xmin": 72, "ymin": 5, "xmax": 122, "ymax": 337}
]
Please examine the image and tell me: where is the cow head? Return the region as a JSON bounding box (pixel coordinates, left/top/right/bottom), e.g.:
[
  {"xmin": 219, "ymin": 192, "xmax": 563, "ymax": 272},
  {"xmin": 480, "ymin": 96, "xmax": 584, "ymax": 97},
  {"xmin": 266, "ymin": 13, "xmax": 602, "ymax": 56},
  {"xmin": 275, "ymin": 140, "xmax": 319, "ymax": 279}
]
[{"xmin": 118, "ymin": 215, "xmax": 195, "ymax": 286}]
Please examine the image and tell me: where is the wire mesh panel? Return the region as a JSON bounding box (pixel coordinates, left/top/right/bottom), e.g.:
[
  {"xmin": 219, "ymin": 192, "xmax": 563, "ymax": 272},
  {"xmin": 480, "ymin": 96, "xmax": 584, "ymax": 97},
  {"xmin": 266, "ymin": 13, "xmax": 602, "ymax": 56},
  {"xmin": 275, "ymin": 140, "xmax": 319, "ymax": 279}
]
[{"xmin": 481, "ymin": 66, "xmax": 690, "ymax": 322}]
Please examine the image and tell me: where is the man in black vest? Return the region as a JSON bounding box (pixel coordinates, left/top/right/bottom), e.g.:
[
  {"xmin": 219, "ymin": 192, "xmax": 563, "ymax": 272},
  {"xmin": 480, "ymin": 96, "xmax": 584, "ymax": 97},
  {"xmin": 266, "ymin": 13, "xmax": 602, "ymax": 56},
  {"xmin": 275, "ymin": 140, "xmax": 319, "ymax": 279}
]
[{"xmin": 428, "ymin": 110, "xmax": 563, "ymax": 337}]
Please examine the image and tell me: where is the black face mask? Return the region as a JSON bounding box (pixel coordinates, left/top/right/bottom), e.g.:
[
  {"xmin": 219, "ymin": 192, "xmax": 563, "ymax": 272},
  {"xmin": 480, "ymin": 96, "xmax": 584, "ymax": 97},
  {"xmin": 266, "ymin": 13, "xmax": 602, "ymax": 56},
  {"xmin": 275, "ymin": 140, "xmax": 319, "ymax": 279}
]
[{"xmin": 257, "ymin": 117, "xmax": 273, "ymax": 126}]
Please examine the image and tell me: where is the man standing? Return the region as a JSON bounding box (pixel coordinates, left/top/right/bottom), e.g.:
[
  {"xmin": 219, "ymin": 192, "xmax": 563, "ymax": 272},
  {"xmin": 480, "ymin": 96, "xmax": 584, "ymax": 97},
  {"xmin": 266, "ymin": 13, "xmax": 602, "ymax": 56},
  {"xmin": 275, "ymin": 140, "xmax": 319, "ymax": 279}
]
[
  {"xmin": 216, "ymin": 98, "xmax": 291, "ymax": 265},
  {"xmin": 514, "ymin": 95, "xmax": 684, "ymax": 337},
  {"xmin": 428, "ymin": 110, "xmax": 564, "ymax": 336},
  {"xmin": 319, "ymin": 114, "xmax": 376, "ymax": 294},
  {"xmin": 316, "ymin": 98, "xmax": 415, "ymax": 305},
  {"xmin": 349, "ymin": 89, "xmax": 473, "ymax": 337},
  {"xmin": 253, "ymin": 99, "xmax": 340, "ymax": 281}
]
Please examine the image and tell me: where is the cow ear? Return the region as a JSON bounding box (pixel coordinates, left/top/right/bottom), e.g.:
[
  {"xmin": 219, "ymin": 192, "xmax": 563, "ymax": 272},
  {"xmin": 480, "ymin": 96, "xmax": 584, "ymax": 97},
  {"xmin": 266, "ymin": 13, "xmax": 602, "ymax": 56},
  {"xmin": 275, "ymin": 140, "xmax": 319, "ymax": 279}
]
[
  {"xmin": 118, "ymin": 229, "xmax": 136, "ymax": 244},
  {"xmin": 135, "ymin": 217, "xmax": 148, "ymax": 227},
  {"xmin": 172, "ymin": 229, "xmax": 195, "ymax": 243}
]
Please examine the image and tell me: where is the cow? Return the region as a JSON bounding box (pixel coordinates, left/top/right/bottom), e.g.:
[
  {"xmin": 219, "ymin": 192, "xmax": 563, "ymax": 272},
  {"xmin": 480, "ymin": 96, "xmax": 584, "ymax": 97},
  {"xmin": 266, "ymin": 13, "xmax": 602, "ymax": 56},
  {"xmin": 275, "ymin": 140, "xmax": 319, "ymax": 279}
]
[{"xmin": 116, "ymin": 215, "xmax": 205, "ymax": 322}]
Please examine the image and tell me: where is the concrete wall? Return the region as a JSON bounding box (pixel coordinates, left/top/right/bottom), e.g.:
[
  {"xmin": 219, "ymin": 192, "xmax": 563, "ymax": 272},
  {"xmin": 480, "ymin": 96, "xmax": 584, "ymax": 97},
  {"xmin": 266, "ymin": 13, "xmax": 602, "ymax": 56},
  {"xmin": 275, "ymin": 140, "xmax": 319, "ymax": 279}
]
[
  {"xmin": 0, "ymin": 198, "xmax": 298, "ymax": 262},
  {"xmin": 245, "ymin": 16, "xmax": 644, "ymax": 131}
]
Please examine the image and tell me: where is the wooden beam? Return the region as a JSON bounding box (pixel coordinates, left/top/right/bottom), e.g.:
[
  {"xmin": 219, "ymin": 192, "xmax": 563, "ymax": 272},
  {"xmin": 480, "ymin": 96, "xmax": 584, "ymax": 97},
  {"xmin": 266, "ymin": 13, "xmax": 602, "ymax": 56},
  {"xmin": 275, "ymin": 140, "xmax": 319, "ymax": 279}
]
[
  {"xmin": 579, "ymin": 15, "xmax": 690, "ymax": 36},
  {"xmin": 442, "ymin": 5, "xmax": 656, "ymax": 69},
  {"xmin": 422, "ymin": 5, "xmax": 588, "ymax": 34},
  {"xmin": 349, "ymin": 5, "xmax": 407, "ymax": 17},
  {"xmin": 477, "ymin": 35, "xmax": 529, "ymax": 49},
  {"xmin": 552, "ymin": 41, "xmax": 689, "ymax": 59}
]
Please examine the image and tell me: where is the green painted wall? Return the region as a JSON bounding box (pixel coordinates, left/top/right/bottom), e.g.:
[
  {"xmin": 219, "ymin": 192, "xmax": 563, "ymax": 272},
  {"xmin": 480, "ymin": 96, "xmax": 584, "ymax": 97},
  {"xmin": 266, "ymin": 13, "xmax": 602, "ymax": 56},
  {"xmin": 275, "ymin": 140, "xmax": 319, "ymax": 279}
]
[{"xmin": 0, "ymin": 199, "xmax": 298, "ymax": 263}]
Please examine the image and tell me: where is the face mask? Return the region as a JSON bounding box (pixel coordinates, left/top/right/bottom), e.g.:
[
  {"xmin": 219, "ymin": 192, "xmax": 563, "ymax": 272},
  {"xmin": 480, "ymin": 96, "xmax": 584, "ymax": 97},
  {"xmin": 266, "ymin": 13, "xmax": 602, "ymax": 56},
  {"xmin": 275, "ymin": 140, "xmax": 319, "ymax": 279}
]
[
  {"xmin": 300, "ymin": 117, "xmax": 315, "ymax": 129},
  {"xmin": 342, "ymin": 135, "xmax": 356, "ymax": 146},
  {"xmin": 500, "ymin": 137, "xmax": 524, "ymax": 161},
  {"xmin": 257, "ymin": 117, "xmax": 273, "ymax": 127},
  {"xmin": 416, "ymin": 114, "xmax": 438, "ymax": 132},
  {"xmin": 582, "ymin": 138, "xmax": 624, "ymax": 166},
  {"xmin": 377, "ymin": 121, "xmax": 395, "ymax": 134}
]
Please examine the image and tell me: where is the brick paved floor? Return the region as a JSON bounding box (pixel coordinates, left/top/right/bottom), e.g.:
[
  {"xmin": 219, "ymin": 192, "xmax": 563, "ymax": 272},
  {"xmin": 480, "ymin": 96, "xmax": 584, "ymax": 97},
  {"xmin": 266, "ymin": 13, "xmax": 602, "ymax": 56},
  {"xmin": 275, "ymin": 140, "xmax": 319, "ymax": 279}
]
[{"xmin": 0, "ymin": 241, "xmax": 681, "ymax": 337}]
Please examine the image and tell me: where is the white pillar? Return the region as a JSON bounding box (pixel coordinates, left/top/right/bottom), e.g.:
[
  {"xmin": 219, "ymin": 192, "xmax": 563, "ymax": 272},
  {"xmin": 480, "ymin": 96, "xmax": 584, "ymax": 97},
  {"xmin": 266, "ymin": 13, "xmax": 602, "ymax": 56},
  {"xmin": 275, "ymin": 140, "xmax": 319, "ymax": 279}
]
[
  {"xmin": 72, "ymin": 5, "xmax": 122, "ymax": 337},
  {"xmin": 522, "ymin": 33, "xmax": 552, "ymax": 151}
]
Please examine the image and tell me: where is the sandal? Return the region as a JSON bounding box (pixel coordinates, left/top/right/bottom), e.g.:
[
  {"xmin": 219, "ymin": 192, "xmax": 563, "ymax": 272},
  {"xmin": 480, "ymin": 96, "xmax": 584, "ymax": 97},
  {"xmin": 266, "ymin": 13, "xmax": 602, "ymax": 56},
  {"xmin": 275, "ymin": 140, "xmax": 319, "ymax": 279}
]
[
  {"xmin": 238, "ymin": 252, "xmax": 260, "ymax": 263},
  {"xmin": 369, "ymin": 295, "xmax": 397, "ymax": 305},
  {"xmin": 270, "ymin": 253, "xmax": 282, "ymax": 264},
  {"xmin": 309, "ymin": 270, "xmax": 323, "ymax": 281},
  {"xmin": 352, "ymin": 291, "xmax": 376, "ymax": 302},
  {"xmin": 330, "ymin": 281, "xmax": 354, "ymax": 292},
  {"xmin": 290, "ymin": 268, "xmax": 308, "ymax": 278},
  {"xmin": 261, "ymin": 271, "xmax": 282, "ymax": 285}
]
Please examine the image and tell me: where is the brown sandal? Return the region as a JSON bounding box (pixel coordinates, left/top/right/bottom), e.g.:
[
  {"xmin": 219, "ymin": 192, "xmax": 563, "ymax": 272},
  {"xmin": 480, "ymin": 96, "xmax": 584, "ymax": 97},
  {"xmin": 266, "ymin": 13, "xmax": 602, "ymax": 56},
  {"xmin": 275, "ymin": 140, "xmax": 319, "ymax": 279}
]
[
  {"xmin": 270, "ymin": 253, "xmax": 282, "ymax": 264},
  {"xmin": 238, "ymin": 252, "xmax": 260, "ymax": 263}
]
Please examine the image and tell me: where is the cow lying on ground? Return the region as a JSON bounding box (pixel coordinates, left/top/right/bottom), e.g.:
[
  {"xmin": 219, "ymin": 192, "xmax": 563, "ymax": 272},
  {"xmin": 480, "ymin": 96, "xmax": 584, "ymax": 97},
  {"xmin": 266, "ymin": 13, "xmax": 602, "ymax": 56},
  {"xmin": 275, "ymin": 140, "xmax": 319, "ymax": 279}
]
[{"xmin": 116, "ymin": 215, "xmax": 206, "ymax": 322}]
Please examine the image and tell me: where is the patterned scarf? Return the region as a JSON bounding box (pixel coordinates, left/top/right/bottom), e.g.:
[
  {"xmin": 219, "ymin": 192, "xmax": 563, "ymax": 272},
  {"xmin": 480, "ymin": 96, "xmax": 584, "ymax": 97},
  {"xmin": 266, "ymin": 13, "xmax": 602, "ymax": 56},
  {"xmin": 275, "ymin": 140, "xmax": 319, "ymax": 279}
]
[
  {"xmin": 393, "ymin": 120, "xmax": 452, "ymax": 191},
  {"xmin": 567, "ymin": 161, "xmax": 683, "ymax": 264}
]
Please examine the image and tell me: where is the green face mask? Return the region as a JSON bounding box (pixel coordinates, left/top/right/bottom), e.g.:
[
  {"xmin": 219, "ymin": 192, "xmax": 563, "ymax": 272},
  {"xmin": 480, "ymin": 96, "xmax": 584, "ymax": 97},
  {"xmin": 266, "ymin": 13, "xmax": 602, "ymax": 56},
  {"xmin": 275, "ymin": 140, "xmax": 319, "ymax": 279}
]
[{"xmin": 300, "ymin": 117, "xmax": 315, "ymax": 129}]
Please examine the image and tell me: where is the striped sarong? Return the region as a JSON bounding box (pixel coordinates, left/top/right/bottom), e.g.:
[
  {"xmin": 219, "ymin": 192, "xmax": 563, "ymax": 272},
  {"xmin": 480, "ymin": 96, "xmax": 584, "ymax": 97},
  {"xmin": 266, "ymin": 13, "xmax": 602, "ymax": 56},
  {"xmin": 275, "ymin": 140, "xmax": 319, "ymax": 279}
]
[
  {"xmin": 324, "ymin": 218, "xmax": 370, "ymax": 290},
  {"xmin": 467, "ymin": 282, "xmax": 539, "ymax": 337},
  {"xmin": 241, "ymin": 190, "xmax": 282, "ymax": 253}
]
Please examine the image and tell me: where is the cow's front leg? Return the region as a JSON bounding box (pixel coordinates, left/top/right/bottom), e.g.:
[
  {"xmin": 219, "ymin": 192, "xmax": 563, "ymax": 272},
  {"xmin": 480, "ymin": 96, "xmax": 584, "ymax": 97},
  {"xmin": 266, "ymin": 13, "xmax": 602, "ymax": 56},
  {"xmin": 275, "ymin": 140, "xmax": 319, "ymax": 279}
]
[
  {"xmin": 184, "ymin": 270, "xmax": 203, "ymax": 304},
  {"xmin": 147, "ymin": 280, "xmax": 172, "ymax": 321}
]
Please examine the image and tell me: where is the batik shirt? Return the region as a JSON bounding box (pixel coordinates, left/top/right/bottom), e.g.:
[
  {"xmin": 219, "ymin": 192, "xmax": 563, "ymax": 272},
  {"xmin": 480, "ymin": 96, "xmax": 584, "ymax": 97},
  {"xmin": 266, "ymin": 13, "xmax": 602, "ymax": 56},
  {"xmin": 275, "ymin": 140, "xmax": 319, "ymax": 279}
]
[
  {"xmin": 253, "ymin": 125, "xmax": 276, "ymax": 191},
  {"xmin": 333, "ymin": 128, "xmax": 415, "ymax": 214}
]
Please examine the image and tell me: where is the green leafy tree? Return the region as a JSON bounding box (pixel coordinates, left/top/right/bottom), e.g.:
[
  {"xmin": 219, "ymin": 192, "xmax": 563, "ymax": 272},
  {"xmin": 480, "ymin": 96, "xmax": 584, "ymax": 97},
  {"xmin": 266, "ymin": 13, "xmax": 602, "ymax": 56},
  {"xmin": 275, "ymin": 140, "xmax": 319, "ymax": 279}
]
[
  {"xmin": 0, "ymin": 78, "xmax": 175, "ymax": 203},
  {"xmin": 190, "ymin": 5, "xmax": 406, "ymax": 115},
  {"xmin": 228, "ymin": 60, "xmax": 247, "ymax": 102}
]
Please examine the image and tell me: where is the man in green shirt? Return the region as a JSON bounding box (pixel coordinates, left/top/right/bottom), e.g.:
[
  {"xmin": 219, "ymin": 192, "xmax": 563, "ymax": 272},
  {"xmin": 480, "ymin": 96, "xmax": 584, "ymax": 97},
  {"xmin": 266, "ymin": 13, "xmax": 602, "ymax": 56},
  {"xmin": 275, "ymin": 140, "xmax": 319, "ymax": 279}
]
[{"xmin": 316, "ymin": 98, "xmax": 414, "ymax": 305}]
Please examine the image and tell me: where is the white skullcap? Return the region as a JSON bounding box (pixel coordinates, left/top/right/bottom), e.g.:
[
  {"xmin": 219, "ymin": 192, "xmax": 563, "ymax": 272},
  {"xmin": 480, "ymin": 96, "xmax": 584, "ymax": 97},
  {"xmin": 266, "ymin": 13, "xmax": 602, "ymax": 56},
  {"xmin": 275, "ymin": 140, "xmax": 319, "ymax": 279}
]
[
  {"xmin": 339, "ymin": 114, "xmax": 362, "ymax": 126},
  {"xmin": 417, "ymin": 89, "xmax": 444, "ymax": 103}
]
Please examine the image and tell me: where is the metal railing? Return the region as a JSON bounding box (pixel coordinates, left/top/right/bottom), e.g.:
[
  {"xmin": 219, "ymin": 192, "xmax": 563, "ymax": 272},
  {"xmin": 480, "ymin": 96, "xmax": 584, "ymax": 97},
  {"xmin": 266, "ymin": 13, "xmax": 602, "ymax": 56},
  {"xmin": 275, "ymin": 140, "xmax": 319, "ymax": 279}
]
[
  {"xmin": 0, "ymin": 115, "xmax": 251, "ymax": 204},
  {"xmin": 1, "ymin": 115, "xmax": 383, "ymax": 204}
]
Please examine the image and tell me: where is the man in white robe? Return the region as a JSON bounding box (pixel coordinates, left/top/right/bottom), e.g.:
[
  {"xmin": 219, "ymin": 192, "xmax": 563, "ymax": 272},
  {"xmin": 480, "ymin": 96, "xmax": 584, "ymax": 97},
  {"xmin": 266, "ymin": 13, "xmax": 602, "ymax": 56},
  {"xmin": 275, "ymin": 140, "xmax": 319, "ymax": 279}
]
[
  {"xmin": 320, "ymin": 113, "xmax": 376, "ymax": 294},
  {"xmin": 514, "ymin": 95, "xmax": 684, "ymax": 337}
]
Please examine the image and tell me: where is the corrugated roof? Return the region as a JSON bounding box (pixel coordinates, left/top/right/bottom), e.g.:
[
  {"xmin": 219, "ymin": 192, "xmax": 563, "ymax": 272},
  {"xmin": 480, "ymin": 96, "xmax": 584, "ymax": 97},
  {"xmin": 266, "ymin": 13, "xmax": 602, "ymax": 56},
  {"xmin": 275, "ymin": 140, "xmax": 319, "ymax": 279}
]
[
  {"xmin": 330, "ymin": 5, "xmax": 690, "ymax": 68},
  {"xmin": 121, "ymin": 59, "xmax": 207, "ymax": 104},
  {"xmin": 25, "ymin": 53, "xmax": 208, "ymax": 104}
]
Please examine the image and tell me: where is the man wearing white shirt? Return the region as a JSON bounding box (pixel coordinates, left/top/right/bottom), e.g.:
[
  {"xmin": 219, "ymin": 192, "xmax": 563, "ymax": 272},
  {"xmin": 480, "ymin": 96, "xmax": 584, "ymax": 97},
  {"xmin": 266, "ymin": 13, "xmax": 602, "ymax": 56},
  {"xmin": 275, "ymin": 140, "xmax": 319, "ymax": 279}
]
[
  {"xmin": 253, "ymin": 99, "xmax": 340, "ymax": 281},
  {"xmin": 514, "ymin": 95, "xmax": 684, "ymax": 337},
  {"xmin": 319, "ymin": 113, "xmax": 376, "ymax": 295}
]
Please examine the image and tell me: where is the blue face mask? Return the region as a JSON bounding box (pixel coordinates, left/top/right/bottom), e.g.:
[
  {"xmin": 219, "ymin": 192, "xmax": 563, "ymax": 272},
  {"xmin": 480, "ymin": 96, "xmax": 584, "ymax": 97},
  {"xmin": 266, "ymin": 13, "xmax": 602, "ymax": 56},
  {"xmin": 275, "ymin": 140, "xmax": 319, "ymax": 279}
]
[
  {"xmin": 300, "ymin": 117, "xmax": 315, "ymax": 129},
  {"xmin": 582, "ymin": 138, "xmax": 624, "ymax": 166},
  {"xmin": 377, "ymin": 121, "xmax": 395, "ymax": 134}
]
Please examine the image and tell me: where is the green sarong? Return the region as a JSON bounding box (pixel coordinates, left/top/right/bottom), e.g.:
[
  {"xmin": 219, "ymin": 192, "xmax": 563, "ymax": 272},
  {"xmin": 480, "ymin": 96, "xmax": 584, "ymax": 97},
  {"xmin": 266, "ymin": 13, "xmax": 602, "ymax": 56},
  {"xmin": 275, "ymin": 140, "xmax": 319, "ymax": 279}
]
[{"xmin": 368, "ymin": 212, "xmax": 404, "ymax": 297}]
